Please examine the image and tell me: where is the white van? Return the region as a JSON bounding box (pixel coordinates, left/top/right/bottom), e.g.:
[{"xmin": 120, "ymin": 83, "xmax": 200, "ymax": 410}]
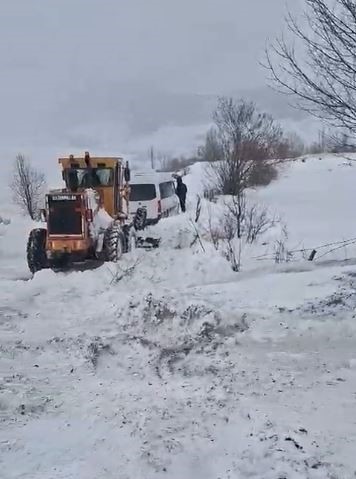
[{"xmin": 129, "ymin": 172, "xmax": 180, "ymax": 224}]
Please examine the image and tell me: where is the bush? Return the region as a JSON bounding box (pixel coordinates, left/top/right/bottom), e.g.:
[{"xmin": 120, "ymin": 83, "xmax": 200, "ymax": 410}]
[
  {"xmin": 157, "ymin": 156, "xmax": 197, "ymax": 173},
  {"xmin": 248, "ymin": 162, "xmax": 278, "ymax": 187}
]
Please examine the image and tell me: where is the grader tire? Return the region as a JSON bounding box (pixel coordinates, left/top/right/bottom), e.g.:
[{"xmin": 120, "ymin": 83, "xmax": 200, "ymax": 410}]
[
  {"xmin": 133, "ymin": 207, "xmax": 147, "ymax": 231},
  {"xmin": 27, "ymin": 228, "xmax": 48, "ymax": 274},
  {"xmin": 104, "ymin": 224, "xmax": 126, "ymax": 262}
]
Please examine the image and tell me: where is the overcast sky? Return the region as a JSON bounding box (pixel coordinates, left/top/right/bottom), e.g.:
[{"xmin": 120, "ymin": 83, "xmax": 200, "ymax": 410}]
[{"xmin": 0, "ymin": 0, "xmax": 303, "ymax": 164}]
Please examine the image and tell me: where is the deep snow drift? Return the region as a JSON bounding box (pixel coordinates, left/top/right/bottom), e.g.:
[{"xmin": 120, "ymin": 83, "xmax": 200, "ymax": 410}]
[{"xmin": 1, "ymin": 155, "xmax": 356, "ymax": 478}]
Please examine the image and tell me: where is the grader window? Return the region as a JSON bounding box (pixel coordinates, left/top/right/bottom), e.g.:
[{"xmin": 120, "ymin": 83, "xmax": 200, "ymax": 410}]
[
  {"xmin": 66, "ymin": 167, "xmax": 114, "ymax": 189},
  {"xmin": 95, "ymin": 168, "xmax": 113, "ymax": 186}
]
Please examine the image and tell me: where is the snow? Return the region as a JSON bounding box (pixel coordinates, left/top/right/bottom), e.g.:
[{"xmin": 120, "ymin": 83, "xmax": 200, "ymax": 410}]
[
  {"xmin": 1, "ymin": 154, "xmax": 356, "ymax": 478},
  {"xmin": 85, "ymin": 189, "xmax": 113, "ymax": 245},
  {"xmin": 251, "ymin": 155, "xmax": 356, "ymax": 252}
]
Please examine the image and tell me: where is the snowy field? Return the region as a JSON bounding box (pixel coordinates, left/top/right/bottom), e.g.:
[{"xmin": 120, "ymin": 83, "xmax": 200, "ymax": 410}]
[{"xmin": 1, "ymin": 155, "xmax": 356, "ymax": 478}]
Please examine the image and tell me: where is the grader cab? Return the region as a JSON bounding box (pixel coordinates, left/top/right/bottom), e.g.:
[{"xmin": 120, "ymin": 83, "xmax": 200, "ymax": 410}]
[
  {"xmin": 27, "ymin": 152, "xmax": 146, "ymax": 274},
  {"xmin": 59, "ymin": 152, "xmax": 130, "ymax": 218}
]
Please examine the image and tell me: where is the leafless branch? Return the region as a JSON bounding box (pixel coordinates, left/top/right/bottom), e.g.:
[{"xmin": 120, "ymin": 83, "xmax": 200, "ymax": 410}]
[
  {"xmin": 107, "ymin": 258, "xmax": 141, "ymax": 284},
  {"xmin": 266, "ymin": 0, "xmax": 356, "ymax": 133},
  {"xmin": 245, "ymin": 204, "xmax": 277, "ymax": 244}
]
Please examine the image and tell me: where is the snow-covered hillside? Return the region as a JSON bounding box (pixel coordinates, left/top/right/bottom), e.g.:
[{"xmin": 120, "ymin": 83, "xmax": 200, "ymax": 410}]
[{"xmin": 1, "ymin": 155, "xmax": 356, "ymax": 478}]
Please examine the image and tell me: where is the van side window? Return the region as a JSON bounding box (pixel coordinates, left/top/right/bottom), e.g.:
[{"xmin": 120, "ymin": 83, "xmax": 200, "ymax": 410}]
[{"xmin": 159, "ymin": 181, "xmax": 175, "ymax": 199}]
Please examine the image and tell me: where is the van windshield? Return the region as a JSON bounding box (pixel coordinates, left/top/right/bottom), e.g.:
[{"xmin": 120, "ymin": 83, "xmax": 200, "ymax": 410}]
[{"xmin": 130, "ymin": 184, "xmax": 156, "ymax": 201}]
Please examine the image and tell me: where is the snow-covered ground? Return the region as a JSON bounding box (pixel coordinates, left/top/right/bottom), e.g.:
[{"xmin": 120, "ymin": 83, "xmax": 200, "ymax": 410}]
[{"xmin": 1, "ymin": 155, "xmax": 356, "ymax": 478}]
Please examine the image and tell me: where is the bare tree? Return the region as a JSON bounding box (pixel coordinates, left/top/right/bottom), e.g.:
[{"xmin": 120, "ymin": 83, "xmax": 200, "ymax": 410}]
[
  {"xmin": 266, "ymin": 0, "xmax": 356, "ymax": 134},
  {"xmin": 208, "ymin": 97, "xmax": 283, "ymax": 237},
  {"xmin": 282, "ymin": 132, "xmax": 306, "ymax": 158},
  {"xmin": 157, "ymin": 152, "xmax": 171, "ymax": 172},
  {"xmin": 197, "ymin": 127, "xmax": 224, "ymax": 163},
  {"xmin": 157, "ymin": 153, "xmax": 196, "ymax": 173},
  {"xmin": 327, "ymin": 129, "xmax": 356, "ymax": 152},
  {"xmin": 11, "ymin": 154, "xmax": 46, "ymax": 220}
]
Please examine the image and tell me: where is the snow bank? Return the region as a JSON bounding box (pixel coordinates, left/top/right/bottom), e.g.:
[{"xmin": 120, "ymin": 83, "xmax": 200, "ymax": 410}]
[{"xmin": 1, "ymin": 153, "xmax": 356, "ymax": 478}]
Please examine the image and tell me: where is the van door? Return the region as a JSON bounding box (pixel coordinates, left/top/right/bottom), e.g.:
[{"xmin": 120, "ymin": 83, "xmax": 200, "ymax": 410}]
[
  {"xmin": 129, "ymin": 183, "xmax": 159, "ymax": 221},
  {"xmin": 159, "ymin": 181, "xmax": 179, "ymax": 216}
]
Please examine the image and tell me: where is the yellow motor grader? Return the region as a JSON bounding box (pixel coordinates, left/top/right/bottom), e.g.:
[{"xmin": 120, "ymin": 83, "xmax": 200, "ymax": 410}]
[{"xmin": 27, "ymin": 152, "xmax": 147, "ymax": 273}]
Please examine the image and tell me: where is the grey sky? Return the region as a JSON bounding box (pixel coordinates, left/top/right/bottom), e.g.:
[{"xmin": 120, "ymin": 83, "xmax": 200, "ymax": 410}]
[{"xmin": 0, "ymin": 0, "xmax": 302, "ymax": 162}]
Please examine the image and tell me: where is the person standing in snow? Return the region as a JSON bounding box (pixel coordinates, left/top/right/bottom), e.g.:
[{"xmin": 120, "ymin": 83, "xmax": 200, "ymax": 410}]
[{"xmin": 176, "ymin": 176, "xmax": 187, "ymax": 212}]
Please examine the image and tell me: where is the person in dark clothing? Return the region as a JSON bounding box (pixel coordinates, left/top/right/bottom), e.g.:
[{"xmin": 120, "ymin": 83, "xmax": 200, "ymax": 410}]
[{"xmin": 176, "ymin": 176, "xmax": 187, "ymax": 212}]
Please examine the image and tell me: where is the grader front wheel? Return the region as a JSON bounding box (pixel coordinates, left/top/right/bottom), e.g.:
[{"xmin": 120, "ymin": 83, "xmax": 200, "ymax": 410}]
[
  {"xmin": 27, "ymin": 228, "xmax": 48, "ymax": 274},
  {"xmin": 104, "ymin": 224, "xmax": 126, "ymax": 262}
]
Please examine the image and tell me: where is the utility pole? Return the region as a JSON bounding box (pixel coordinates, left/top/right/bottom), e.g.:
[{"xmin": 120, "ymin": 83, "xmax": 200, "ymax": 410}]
[{"xmin": 150, "ymin": 146, "xmax": 155, "ymax": 170}]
